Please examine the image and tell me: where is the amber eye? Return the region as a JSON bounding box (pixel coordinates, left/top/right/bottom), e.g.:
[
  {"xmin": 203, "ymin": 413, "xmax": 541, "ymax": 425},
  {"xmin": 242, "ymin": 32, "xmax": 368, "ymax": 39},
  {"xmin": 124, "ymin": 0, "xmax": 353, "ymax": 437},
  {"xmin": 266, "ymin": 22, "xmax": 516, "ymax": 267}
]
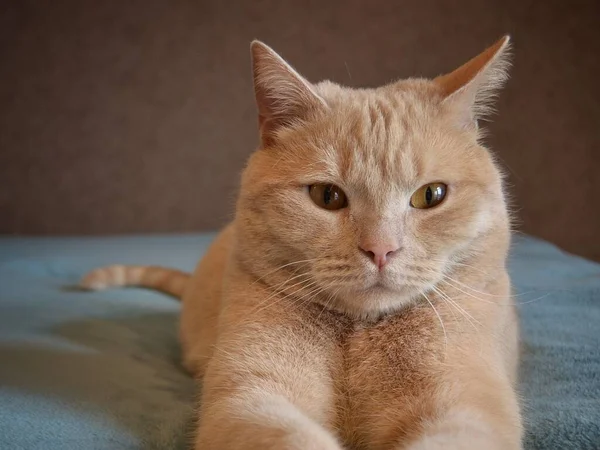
[
  {"xmin": 309, "ymin": 184, "xmax": 348, "ymax": 210},
  {"xmin": 410, "ymin": 183, "xmax": 447, "ymax": 209}
]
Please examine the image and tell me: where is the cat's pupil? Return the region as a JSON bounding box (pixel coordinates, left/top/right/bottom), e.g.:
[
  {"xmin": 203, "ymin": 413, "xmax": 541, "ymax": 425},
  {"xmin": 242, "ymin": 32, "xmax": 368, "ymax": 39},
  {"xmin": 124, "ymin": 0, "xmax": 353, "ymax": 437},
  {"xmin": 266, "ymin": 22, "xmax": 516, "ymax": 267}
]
[
  {"xmin": 324, "ymin": 185, "xmax": 332, "ymax": 205},
  {"xmin": 425, "ymin": 187, "xmax": 433, "ymax": 204}
]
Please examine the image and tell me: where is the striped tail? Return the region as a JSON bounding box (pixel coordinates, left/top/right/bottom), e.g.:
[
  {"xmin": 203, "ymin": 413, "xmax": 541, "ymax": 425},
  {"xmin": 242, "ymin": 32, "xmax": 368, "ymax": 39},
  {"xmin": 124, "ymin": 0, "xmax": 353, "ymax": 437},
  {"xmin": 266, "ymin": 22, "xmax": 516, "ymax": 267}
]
[{"xmin": 80, "ymin": 265, "xmax": 190, "ymax": 299}]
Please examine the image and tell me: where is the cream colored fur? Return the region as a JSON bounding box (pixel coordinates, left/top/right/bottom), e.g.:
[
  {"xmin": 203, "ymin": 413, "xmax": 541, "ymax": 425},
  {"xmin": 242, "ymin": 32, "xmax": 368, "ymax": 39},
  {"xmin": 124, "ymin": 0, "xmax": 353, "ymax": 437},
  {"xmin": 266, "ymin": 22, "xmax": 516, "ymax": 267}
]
[{"xmin": 82, "ymin": 36, "xmax": 522, "ymax": 449}]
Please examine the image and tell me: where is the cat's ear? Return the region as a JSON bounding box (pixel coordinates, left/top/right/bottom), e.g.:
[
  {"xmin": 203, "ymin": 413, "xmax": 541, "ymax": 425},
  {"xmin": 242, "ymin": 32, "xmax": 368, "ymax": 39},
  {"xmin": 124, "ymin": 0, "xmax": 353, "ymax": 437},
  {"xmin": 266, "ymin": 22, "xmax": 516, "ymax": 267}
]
[
  {"xmin": 251, "ymin": 41, "xmax": 327, "ymax": 145},
  {"xmin": 434, "ymin": 36, "xmax": 511, "ymax": 130}
]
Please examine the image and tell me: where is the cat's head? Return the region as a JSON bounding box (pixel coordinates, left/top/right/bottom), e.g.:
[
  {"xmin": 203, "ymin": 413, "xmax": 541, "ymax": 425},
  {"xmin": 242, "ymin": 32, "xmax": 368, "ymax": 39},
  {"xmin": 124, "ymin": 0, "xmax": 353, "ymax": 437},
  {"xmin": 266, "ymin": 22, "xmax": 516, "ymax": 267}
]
[{"xmin": 235, "ymin": 37, "xmax": 512, "ymax": 319}]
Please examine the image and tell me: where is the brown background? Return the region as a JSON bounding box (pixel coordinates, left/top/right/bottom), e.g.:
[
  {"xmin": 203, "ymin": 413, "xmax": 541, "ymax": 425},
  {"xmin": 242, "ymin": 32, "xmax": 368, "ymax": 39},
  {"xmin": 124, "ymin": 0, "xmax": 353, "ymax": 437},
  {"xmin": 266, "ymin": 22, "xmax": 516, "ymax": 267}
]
[{"xmin": 1, "ymin": 1, "xmax": 599, "ymax": 260}]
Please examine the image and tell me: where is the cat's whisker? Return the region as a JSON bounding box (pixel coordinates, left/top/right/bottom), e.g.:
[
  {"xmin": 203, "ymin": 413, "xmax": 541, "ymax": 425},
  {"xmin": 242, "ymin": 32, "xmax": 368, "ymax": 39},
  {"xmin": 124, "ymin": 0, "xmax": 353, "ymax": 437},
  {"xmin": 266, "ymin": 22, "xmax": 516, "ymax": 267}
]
[
  {"xmin": 439, "ymin": 276, "xmax": 539, "ymax": 307},
  {"xmin": 431, "ymin": 285, "xmax": 459, "ymax": 325},
  {"xmin": 279, "ymin": 282, "xmax": 340, "ymax": 317},
  {"xmin": 439, "ymin": 278, "xmax": 500, "ymax": 305},
  {"xmin": 430, "ymin": 258, "xmax": 493, "ymax": 277},
  {"xmin": 446, "ymin": 275, "xmax": 552, "ymax": 305},
  {"xmin": 249, "ymin": 258, "xmax": 319, "ymax": 287},
  {"xmin": 510, "ymin": 292, "xmax": 554, "ymax": 305},
  {"xmin": 316, "ymin": 285, "xmax": 342, "ymax": 322},
  {"xmin": 414, "ymin": 261, "xmax": 521, "ymax": 306},
  {"xmin": 288, "ymin": 278, "xmax": 344, "ymax": 316},
  {"xmin": 422, "ymin": 291, "xmax": 448, "ymax": 356},
  {"xmin": 247, "ymin": 276, "xmax": 317, "ymax": 317},
  {"xmin": 296, "ymin": 285, "xmax": 330, "ymax": 311},
  {"xmin": 430, "ymin": 285, "xmax": 462, "ymax": 317},
  {"xmin": 253, "ymin": 274, "xmax": 342, "ymax": 318},
  {"xmin": 429, "ymin": 260, "xmax": 541, "ymax": 303},
  {"xmin": 269, "ymin": 271, "xmax": 313, "ymax": 294},
  {"xmin": 430, "ymin": 285, "xmax": 482, "ymax": 332},
  {"xmin": 441, "ymin": 274, "xmax": 526, "ymax": 299},
  {"xmin": 249, "ymin": 281, "xmax": 320, "ymax": 318}
]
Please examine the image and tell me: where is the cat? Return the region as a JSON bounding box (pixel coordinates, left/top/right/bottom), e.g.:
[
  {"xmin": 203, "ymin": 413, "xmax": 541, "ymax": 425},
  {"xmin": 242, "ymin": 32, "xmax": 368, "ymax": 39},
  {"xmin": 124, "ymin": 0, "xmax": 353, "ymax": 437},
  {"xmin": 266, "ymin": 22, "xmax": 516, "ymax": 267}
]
[{"xmin": 81, "ymin": 36, "xmax": 522, "ymax": 449}]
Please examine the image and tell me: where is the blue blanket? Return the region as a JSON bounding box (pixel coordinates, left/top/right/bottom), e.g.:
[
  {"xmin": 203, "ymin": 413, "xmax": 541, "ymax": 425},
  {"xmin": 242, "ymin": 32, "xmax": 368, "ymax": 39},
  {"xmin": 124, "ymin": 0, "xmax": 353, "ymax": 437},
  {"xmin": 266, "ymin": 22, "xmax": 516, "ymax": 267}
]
[{"xmin": 0, "ymin": 234, "xmax": 598, "ymax": 449}]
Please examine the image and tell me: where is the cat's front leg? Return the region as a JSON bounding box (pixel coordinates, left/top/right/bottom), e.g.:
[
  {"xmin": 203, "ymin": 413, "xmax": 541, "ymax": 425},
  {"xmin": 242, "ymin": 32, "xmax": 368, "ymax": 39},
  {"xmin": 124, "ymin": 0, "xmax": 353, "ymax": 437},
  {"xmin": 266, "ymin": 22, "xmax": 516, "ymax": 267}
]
[
  {"xmin": 195, "ymin": 389, "xmax": 343, "ymax": 449},
  {"xmin": 398, "ymin": 371, "xmax": 523, "ymax": 450},
  {"xmin": 193, "ymin": 293, "xmax": 343, "ymax": 450},
  {"xmin": 401, "ymin": 405, "xmax": 522, "ymax": 450}
]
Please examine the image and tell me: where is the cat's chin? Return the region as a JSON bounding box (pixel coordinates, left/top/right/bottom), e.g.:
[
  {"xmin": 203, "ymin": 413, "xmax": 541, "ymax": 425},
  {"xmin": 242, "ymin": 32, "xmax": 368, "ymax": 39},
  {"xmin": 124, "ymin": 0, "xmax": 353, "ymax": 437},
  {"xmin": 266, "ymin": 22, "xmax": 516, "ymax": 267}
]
[
  {"xmin": 322, "ymin": 283, "xmax": 418, "ymax": 320},
  {"xmin": 364, "ymin": 281, "xmax": 388, "ymax": 292}
]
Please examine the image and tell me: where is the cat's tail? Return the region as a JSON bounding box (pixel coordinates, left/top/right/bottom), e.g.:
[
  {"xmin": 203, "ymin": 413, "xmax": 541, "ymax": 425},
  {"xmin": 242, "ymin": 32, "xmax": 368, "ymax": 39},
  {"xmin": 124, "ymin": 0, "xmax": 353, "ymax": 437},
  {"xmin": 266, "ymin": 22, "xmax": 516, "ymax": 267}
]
[{"xmin": 80, "ymin": 265, "xmax": 190, "ymax": 299}]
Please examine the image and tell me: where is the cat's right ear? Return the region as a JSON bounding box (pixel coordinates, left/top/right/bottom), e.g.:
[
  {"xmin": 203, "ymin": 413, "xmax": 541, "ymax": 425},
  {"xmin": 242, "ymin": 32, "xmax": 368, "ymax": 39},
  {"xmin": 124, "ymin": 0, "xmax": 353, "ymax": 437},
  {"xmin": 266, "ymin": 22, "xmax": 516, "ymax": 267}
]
[
  {"xmin": 251, "ymin": 41, "xmax": 327, "ymax": 146},
  {"xmin": 434, "ymin": 36, "xmax": 511, "ymax": 131}
]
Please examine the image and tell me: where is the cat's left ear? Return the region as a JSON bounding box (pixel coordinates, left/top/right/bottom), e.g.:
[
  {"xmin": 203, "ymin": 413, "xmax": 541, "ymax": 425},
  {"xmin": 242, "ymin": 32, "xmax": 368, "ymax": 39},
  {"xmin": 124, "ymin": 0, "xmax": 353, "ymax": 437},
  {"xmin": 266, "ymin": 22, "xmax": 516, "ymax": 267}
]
[
  {"xmin": 434, "ymin": 36, "xmax": 511, "ymax": 130},
  {"xmin": 251, "ymin": 41, "xmax": 327, "ymax": 146}
]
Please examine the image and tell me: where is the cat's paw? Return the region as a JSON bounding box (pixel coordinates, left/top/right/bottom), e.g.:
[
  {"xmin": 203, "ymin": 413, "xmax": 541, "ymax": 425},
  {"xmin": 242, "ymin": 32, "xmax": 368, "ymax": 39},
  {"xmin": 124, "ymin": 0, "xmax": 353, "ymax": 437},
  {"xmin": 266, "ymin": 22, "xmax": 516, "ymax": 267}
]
[
  {"xmin": 401, "ymin": 408, "xmax": 521, "ymax": 450},
  {"xmin": 282, "ymin": 432, "xmax": 344, "ymax": 450}
]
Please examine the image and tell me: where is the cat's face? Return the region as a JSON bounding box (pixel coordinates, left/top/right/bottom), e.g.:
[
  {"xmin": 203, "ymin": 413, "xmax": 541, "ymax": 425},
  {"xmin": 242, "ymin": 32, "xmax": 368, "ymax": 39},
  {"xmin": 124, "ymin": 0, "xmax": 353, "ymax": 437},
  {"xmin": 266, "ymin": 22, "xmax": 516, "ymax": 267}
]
[{"xmin": 236, "ymin": 39, "xmax": 511, "ymax": 318}]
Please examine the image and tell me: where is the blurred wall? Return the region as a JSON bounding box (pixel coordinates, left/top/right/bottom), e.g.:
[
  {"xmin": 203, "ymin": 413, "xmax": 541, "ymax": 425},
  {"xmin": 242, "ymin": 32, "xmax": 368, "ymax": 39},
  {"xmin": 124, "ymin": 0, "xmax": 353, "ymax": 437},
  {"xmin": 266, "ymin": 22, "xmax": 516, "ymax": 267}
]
[{"xmin": 1, "ymin": 0, "xmax": 599, "ymax": 260}]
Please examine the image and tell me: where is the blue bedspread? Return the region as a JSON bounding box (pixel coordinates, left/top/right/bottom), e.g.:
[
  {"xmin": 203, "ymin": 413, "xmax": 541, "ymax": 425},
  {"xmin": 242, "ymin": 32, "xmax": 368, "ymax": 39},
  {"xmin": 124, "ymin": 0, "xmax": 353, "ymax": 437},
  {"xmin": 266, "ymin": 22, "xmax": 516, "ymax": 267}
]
[{"xmin": 0, "ymin": 233, "xmax": 598, "ymax": 449}]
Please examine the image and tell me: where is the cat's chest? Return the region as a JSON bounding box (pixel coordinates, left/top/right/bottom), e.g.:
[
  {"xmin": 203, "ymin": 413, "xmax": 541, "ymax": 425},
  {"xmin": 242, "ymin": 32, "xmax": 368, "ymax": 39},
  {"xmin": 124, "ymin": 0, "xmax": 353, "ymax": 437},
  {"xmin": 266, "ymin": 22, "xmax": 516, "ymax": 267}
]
[
  {"xmin": 321, "ymin": 305, "xmax": 443, "ymax": 443},
  {"xmin": 340, "ymin": 306, "xmax": 442, "ymax": 388},
  {"xmin": 309, "ymin": 304, "xmax": 443, "ymax": 387}
]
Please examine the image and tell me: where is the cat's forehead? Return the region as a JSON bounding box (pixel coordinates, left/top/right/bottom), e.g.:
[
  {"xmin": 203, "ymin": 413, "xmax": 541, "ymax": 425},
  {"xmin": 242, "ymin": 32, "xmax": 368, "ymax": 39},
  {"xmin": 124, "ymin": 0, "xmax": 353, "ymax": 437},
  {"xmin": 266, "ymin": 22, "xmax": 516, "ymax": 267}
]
[{"xmin": 312, "ymin": 82, "xmax": 441, "ymax": 190}]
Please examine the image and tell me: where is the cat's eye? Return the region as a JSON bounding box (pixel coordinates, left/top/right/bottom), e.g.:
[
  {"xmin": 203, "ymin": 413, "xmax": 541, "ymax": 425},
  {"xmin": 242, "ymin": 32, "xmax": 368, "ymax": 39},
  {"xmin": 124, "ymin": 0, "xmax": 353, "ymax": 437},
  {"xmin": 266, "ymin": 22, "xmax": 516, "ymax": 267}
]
[
  {"xmin": 309, "ymin": 184, "xmax": 348, "ymax": 211},
  {"xmin": 410, "ymin": 183, "xmax": 447, "ymax": 209}
]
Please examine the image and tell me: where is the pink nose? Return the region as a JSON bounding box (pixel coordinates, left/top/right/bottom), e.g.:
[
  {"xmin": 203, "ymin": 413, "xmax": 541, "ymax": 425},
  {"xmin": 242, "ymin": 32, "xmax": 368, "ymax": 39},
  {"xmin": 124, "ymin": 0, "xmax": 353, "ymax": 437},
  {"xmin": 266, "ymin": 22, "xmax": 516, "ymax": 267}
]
[{"xmin": 359, "ymin": 241, "xmax": 400, "ymax": 269}]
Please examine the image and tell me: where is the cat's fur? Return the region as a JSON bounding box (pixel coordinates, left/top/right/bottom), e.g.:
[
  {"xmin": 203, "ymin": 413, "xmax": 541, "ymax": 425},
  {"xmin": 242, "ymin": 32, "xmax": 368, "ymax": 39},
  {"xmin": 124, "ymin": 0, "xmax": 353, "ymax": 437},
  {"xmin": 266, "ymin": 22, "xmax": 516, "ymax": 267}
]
[{"xmin": 82, "ymin": 36, "xmax": 522, "ymax": 449}]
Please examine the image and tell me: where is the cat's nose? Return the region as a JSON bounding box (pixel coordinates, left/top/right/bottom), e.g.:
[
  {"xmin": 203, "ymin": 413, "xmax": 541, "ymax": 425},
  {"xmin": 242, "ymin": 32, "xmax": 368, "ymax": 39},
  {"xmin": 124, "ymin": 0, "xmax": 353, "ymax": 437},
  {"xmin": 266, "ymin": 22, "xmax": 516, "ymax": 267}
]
[{"xmin": 359, "ymin": 241, "xmax": 400, "ymax": 270}]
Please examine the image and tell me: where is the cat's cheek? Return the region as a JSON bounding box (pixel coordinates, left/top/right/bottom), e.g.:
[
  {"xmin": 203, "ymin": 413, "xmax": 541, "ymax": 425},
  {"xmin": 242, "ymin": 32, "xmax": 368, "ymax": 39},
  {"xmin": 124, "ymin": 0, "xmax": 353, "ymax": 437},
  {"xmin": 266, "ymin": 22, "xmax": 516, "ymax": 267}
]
[{"xmin": 279, "ymin": 202, "xmax": 349, "ymax": 252}]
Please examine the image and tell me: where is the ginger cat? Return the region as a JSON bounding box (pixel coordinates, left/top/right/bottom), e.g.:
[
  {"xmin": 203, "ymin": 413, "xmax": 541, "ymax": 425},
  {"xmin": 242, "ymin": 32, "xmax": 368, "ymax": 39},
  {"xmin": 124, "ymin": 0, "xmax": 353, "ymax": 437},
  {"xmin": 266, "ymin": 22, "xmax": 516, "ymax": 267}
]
[{"xmin": 82, "ymin": 36, "xmax": 522, "ymax": 449}]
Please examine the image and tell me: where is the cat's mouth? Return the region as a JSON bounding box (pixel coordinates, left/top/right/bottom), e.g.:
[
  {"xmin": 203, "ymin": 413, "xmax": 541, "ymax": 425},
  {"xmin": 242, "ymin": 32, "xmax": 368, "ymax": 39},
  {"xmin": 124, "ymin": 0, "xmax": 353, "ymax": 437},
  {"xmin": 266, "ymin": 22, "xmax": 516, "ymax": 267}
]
[
  {"xmin": 362, "ymin": 280, "xmax": 392, "ymax": 293},
  {"xmin": 359, "ymin": 274, "xmax": 420, "ymax": 296}
]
